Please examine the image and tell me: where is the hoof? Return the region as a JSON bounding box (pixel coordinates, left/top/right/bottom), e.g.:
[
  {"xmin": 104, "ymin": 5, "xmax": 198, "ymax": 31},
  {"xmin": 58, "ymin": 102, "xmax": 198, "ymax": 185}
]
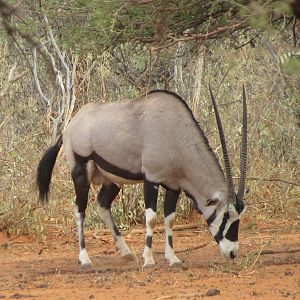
[
  {"xmin": 169, "ymin": 261, "xmax": 182, "ymax": 267},
  {"xmin": 79, "ymin": 249, "xmax": 92, "ymax": 268},
  {"xmin": 143, "ymin": 262, "xmax": 156, "ymax": 268},
  {"xmin": 122, "ymin": 253, "xmax": 135, "ymax": 262},
  {"xmin": 81, "ymin": 262, "xmax": 92, "ymax": 268},
  {"xmin": 166, "ymin": 255, "xmax": 181, "ymax": 267},
  {"xmin": 143, "ymin": 257, "xmax": 156, "ymax": 268}
]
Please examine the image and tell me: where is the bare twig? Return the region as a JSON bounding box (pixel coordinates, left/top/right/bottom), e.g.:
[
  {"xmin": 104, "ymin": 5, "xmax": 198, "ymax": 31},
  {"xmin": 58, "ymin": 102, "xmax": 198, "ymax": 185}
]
[
  {"xmin": 154, "ymin": 243, "xmax": 209, "ymax": 254},
  {"xmin": 77, "ymin": 60, "xmax": 97, "ymax": 91},
  {"xmin": 32, "ymin": 47, "xmax": 50, "ymax": 105},
  {"xmin": 253, "ymin": 248, "xmax": 300, "ymax": 255},
  {"xmin": 234, "ymin": 31, "xmax": 261, "ymax": 50},
  {"xmin": 100, "ymin": 224, "xmax": 200, "ymax": 235},
  {"xmin": 32, "ymin": 9, "xmax": 78, "ymax": 141},
  {"xmin": 239, "ymin": 231, "xmax": 264, "ymax": 276},
  {"xmin": 0, "ymin": 63, "xmax": 27, "ymax": 98},
  {"xmin": 152, "ymin": 19, "xmax": 250, "ymax": 51},
  {"xmin": 292, "ymin": 17, "xmax": 297, "ymax": 47},
  {"xmin": 65, "ymin": 54, "xmax": 78, "ymax": 126},
  {"xmin": 260, "ymin": 35, "xmax": 280, "ymax": 64},
  {"xmin": 234, "ymin": 176, "xmax": 300, "ymax": 187}
]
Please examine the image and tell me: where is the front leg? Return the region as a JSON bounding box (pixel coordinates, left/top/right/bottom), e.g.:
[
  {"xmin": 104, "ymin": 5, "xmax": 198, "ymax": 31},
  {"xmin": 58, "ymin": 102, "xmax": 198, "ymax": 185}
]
[
  {"xmin": 97, "ymin": 183, "xmax": 134, "ymax": 259},
  {"xmin": 142, "ymin": 179, "xmax": 158, "ymax": 267},
  {"xmin": 164, "ymin": 188, "xmax": 181, "ymax": 266}
]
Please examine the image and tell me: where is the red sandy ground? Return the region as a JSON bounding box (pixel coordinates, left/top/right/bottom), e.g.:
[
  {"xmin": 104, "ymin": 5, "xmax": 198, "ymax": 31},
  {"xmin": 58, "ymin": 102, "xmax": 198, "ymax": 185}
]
[{"xmin": 0, "ymin": 219, "xmax": 299, "ymax": 300}]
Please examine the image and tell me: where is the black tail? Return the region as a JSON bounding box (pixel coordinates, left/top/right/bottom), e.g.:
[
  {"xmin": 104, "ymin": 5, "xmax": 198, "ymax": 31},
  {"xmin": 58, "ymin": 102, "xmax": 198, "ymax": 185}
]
[{"xmin": 37, "ymin": 135, "xmax": 63, "ymax": 203}]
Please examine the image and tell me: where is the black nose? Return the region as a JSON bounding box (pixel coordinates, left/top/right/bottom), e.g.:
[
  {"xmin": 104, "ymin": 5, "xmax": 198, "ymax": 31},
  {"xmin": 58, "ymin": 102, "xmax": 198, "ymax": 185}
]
[{"xmin": 230, "ymin": 251, "xmax": 236, "ymax": 259}]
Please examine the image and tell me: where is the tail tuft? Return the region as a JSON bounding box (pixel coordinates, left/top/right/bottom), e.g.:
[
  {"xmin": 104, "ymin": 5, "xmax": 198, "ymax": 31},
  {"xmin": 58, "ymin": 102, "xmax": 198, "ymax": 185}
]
[{"xmin": 36, "ymin": 135, "xmax": 63, "ymax": 203}]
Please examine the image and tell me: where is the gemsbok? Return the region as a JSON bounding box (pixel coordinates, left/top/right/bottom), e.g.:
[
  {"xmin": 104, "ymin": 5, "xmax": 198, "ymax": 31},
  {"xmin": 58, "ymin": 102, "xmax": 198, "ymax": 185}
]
[{"xmin": 37, "ymin": 86, "xmax": 247, "ymax": 267}]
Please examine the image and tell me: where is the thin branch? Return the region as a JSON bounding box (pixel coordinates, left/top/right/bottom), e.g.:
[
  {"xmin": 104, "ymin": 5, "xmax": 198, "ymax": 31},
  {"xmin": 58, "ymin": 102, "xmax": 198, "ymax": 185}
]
[
  {"xmin": 234, "ymin": 176, "xmax": 300, "ymax": 187},
  {"xmin": 77, "ymin": 60, "xmax": 97, "ymax": 91},
  {"xmin": 64, "ymin": 54, "xmax": 78, "ymax": 128},
  {"xmin": 292, "ymin": 17, "xmax": 297, "ymax": 47},
  {"xmin": 0, "ymin": 113, "xmax": 11, "ymax": 131},
  {"xmin": 100, "ymin": 223, "xmax": 200, "ymax": 236},
  {"xmin": 42, "ymin": 13, "xmax": 67, "ymax": 97},
  {"xmin": 152, "ymin": 19, "xmax": 250, "ymax": 51},
  {"xmin": 130, "ymin": 0, "xmax": 153, "ymax": 5},
  {"xmin": 0, "ymin": 0, "xmax": 55, "ymax": 78},
  {"xmin": 0, "ymin": 63, "xmax": 27, "ymax": 98},
  {"xmin": 32, "ymin": 47, "xmax": 50, "ymax": 105},
  {"xmin": 154, "ymin": 243, "xmax": 209, "ymax": 254},
  {"xmin": 260, "ymin": 34, "xmax": 279, "ymax": 64},
  {"xmin": 253, "ymin": 248, "xmax": 300, "ymax": 255},
  {"xmin": 234, "ymin": 32, "xmax": 261, "ymax": 50}
]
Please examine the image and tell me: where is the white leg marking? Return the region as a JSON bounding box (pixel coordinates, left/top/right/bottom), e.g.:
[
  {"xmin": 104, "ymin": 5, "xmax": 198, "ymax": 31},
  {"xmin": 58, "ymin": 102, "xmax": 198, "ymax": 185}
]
[
  {"xmin": 79, "ymin": 248, "xmax": 92, "ymax": 267},
  {"xmin": 74, "ymin": 206, "xmax": 92, "ymax": 267},
  {"xmin": 142, "ymin": 208, "xmax": 157, "ymax": 267},
  {"xmin": 116, "ymin": 236, "xmax": 133, "ymax": 258},
  {"xmin": 98, "ymin": 206, "xmax": 113, "ymax": 227},
  {"xmin": 98, "ymin": 206, "xmax": 133, "ymax": 257},
  {"xmin": 164, "ymin": 213, "xmax": 181, "ymax": 266},
  {"xmin": 143, "ymin": 246, "xmax": 155, "ymax": 267},
  {"xmin": 145, "ymin": 208, "xmax": 157, "ymax": 236}
]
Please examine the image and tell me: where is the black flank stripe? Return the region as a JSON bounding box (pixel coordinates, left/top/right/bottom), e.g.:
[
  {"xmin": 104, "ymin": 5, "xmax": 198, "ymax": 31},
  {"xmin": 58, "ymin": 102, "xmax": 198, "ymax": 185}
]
[{"xmin": 90, "ymin": 151, "xmax": 143, "ymax": 181}]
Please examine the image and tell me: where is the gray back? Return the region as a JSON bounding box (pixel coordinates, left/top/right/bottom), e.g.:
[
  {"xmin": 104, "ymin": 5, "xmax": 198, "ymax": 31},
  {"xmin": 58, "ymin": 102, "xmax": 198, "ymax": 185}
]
[{"xmin": 63, "ymin": 90, "xmax": 227, "ymax": 204}]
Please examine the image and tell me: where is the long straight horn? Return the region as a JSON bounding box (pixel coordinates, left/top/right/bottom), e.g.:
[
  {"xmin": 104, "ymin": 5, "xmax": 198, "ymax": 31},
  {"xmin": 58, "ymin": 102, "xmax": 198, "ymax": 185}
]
[
  {"xmin": 209, "ymin": 86, "xmax": 235, "ymax": 203},
  {"xmin": 237, "ymin": 85, "xmax": 248, "ymax": 202}
]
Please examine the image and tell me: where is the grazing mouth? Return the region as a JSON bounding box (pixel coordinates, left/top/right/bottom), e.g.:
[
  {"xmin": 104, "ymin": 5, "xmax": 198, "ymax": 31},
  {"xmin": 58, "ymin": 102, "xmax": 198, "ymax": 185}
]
[{"xmin": 230, "ymin": 251, "xmax": 237, "ymax": 259}]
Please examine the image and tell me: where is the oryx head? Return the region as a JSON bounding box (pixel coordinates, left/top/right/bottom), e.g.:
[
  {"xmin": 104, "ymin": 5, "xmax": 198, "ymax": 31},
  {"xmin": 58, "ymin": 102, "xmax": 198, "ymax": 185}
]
[{"xmin": 208, "ymin": 85, "xmax": 248, "ymax": 259}]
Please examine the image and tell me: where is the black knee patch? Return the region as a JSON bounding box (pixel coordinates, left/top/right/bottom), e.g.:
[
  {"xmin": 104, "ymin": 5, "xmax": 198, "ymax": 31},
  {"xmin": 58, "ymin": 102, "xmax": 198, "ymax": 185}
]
[
  {"xmin": 72, "ymin": 154, "xmax": 90, "ymax": 213},
  {"xmin": 164, "ymin": 189, "xmax": 180, "ymax": 217},
  {"xmin": 146, "ymin": 235, "xmax": 152, "ymax": 248},
  {"xmin": 77, "ymin": 212, "xmax": 86, "ymax": 250},
  {"xmin": 168, "ymin": 235, "xmax": 173, "ymax": 249},
  {"xmin": 144, "ymin": 179, "xmax": 159, "ymax": 211},
  {"xmin": 80, "ymin": 236, "xmax": 86, "ymax": 249},
  {"xmin": 97, "ymin": 184, "xmax": 120, "ymax": 208},
  {"xmin": 113, "ymin": 223, "xmax": 121, "ymax": 237},
  {"xmin": 97, "ymin": 184, "xmax": 122, "ymax": 239}
]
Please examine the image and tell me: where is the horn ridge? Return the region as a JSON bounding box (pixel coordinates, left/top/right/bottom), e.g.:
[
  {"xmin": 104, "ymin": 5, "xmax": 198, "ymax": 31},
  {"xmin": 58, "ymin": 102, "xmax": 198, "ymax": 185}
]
[
  {"xmin": 209, "ymin": 86, "xmax": 236, "ymax": 204},
  {"xmin": 237, "ymin": 85, "xmax": 248, "ymax": 202}
]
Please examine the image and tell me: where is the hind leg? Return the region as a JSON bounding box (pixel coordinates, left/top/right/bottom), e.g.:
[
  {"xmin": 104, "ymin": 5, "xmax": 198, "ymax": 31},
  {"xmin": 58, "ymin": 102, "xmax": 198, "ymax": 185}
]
[
  {"xmin": 71, "ymin": 155, "xmax": 92, "ymax": 267},
  {"xmin": 142, "ymin": 179, "xmax": 159, "ymax": 267},
  {"xmin": 164, "ymin": 188, "xmax": 181, "ymax": 266},
  {"xmin": 97, "ymin": 183, "xmax": 133, "ymax": 259}
]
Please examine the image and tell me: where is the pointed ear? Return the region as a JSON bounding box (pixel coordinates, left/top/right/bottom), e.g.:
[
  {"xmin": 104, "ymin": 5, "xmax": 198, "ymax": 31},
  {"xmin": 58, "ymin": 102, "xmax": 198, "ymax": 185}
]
[{"xmin": 205, "ymin": 198, "xmax": 220, "ymax": 207}]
